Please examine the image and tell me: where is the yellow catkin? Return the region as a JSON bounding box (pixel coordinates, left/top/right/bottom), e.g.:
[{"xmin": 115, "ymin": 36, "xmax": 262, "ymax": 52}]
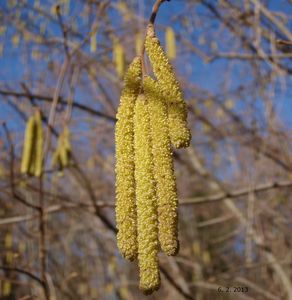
[
  {"xmin": 4, "ymin": 233, "xmax": 12, "ymax": 249},
  {"xmin": 20, "ymin": 116, "xmax": 36, "ymax": 174},
  {"xmin": 115, "ymin": 56, "xmax": 142, "ymax": 261},
  {"xmin": 165, "ymin": 26, "xmax": 176, "ymax": 60},
  {"xmin": 34, "ymin": 110, "xmax": 43, "ymax": 177},
  {"xmin": 63, "ymin": 126, "xmax": 71, "ymax": 153},
  {"xmin": 28, "ymin": 151, "xmax": 36, "ymax": 176},
  {"xmin": 145, "ymin": 24, "xmax": 191, "ymax": 148},
  {"xmin": 51, "ymin": 149, "xmax": 61, "ymax": 169},
  {"xmin": 134, "ymin": 94, "xmax": 160, "ymax": 294},
  {"xmin": 168, "ymin": 102, "xmax": 191, "ymax": 148},
  {"xmin": 59, "ymin": 138, "xmax": 68, "ymax": 167},
  {"xmin": 2, "ymin": 281, "xmax": 11, "ymax": 296},
  {"xmin": 135, "ymin": 33, "xmax": 143, "ymax": 55},
  {"xmin": 59, "ymin": 127, "xmax": 70, "ymax": 168},
  {"xmin": 90, "ymin": 29, "xmax": 97, "ymax": 53},
  {"xmin": 144, "ymin": 77, "xmax": 179, "ymax": 256},
  {"xmin": 113, "ymin": 41, "xmax": 125, "ymax": 78},
  {"xmin": 52, "ymin": 126, "xmax": 71, "ymax": 169}
]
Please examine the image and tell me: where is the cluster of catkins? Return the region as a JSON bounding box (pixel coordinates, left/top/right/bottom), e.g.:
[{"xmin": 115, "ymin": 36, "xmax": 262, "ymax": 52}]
[
  {"xmin": 20, "ymin": 110, "xmax": 43, "ymax": 177},
  {"xmin": 21, "ymin": 110, "xmax": 72, "ymax": 176},
  {"xmin": 115, "ymin": 24, "xmax": 191, "ymax": 294}
]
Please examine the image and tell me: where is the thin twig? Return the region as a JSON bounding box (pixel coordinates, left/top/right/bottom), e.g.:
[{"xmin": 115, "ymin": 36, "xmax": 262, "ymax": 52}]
[
  {"xmin": 0, "ymin": 266, "xmax": 49, "ymax": 299},
  {"xmin": 0, "ymin": 89, "xmax": 116, "ymax": 122},
  {"xmin": 160, "ymin": 266, "xmax": 194, "ymax": 300},
  {"xmin": 181, "ymin": 180, "xmax": 292, "ymax": 205},
  {"xmin": 149, "ymin": 0, "xmax": 168, "ymax": 25},
  {"xmin": 38, "ymin": 176, "xmax": 46, "ymax": 284},
  {"xmin": 56, "ymin": 5, "xmax": 70, "ymax": 58}
]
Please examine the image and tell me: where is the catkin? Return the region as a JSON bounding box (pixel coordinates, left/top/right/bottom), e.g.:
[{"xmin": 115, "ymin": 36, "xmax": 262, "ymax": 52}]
[
  {"xmin": 63, "ymin": 126, "xmax": 71, "ymax": 153},
  {"xmin": 90, "ymin": 29, "xmax": 97, "ymax": 53},
  {"xmin": 168, "ymin": 102, "xmax": 191, "ymax": 148},
  {"xmin": 20, "ymin": 117, "xmax": 36, "ymax": 174},
  {"xmin": 135, "ymin": 33, "xmax": 143, "ymax": 55},
  {"xmin": 28, "ymin": 149, "xmax": 36, "ymax": 176},
  {"xmin": 145, "ymin": 24, "xmax": 191, "ymax": 148},
  {"xmin": 113, "ymin": 41, "xmax": 125, "ymax": 78},
  {"xmin": 115, "ymin": 56, "xmax": 142, "ymax": 261},
  {"xmin": 134, "ymin": 94, "xmax": 160, "ymax": 294},
  {"xmin": 51, "ymin": 149, "xmax": 61, "ymax": 169},
  {"xmin": 59, "ymin": 133, "xmax": 69, "ymax": 168},
  {"xmin": 144, "ymin": 77, "xmax": 179, "ymax": 256},
  {"xmin": 34, "ymin": 110, "xmax": 43, "ymax": 177},
  {"xmin": 165, "ymin": 27, "xmax": 176, "ymax": 60},
  {"xmin": 2, "ymin": 281, "xmax": 11, "ymax": 296},
  {"xmin": 51, "ymin": 126, "xmax": 71, "ymax": 169}
]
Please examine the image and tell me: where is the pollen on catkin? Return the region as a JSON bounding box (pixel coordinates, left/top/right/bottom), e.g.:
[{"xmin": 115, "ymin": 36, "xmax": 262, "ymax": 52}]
[
  {"xmin": 168, "ymin": 102, "xmax": 191, "ymax": 148},
  {"xmin": 144, "ymin": 76, "xmax": 179, "ymax": 256},
  {"xmin": 34, "ymin": 110, "xmax": 43, "ymax": 177},
  {"xmin": 115, "ymin": 56, "xmax": 142, "ymax": 261},
  {"xmin": 20, "ymin": 116, "xmax": 36, "ymax": 175},
  {"xmin": 145, "ymin": 24, "xmax": 191, "ymax": 148},
  {"xmin": 134, "ymin": 94, "xmax": 160, "ymax": 294}
]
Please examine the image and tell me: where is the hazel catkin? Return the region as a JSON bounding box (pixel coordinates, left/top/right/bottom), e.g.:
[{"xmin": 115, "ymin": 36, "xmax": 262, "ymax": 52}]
[
  {"xmin": 145, "ymin": 24, "xmax": 191, "ymax": 148},
  {"xmin": 168, "ymin": 102, "xmax": 191, "ymax": 148},
  {"xmin": 34, "ymin": 110, "xmax": 43, "ymax": 177},
  {"xmin": 20, "ymin": 116, "xmax": 36, "ymax": 175},
  {"xmin": 113, "ymin": 40, "xmax": 125, "ymax": 78},
  {"xmin": 134, "ymin": 94, "xmax": 160, "ymax": 294},
  {"xmin": 144, "ymin": 77, "xmax": 179, "ymax": 256},
  {"xmin": 165, "ymin": 26, "xmax": 176, "ymax": 60},
  {"xmin": 51, "ymin": 126, "xmax": 72, "ymax": 170},
  {"xmin": 115, "ymin": 56, "xmax": 142, "ymax": 261},
  {"xmin": 59, "ymin": 126, "xmax": 71, "ymax": 168}
]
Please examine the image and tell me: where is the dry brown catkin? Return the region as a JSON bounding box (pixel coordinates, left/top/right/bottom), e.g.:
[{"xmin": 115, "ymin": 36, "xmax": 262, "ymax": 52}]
[
  {"xmin": 115, "ymin": 56, "xmax": 142, "ymax": 261},
  {"xmin": 134, "ymin": 94, "xmax": 160, "ymax": 294},
  {"xmin": 144, "ymin": 76, "xmax": 179, "ymax": 256}
]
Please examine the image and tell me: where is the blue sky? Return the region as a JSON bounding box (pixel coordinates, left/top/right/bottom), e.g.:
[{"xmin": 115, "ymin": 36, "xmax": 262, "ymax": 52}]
[{"xmin": 1, "ymin": 0, "xmax": 292, "ymax": 130}]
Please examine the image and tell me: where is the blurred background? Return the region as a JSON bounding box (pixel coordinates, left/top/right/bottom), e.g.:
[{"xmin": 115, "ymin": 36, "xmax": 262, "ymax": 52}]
[{"xmin": 0, "ymin": 0, "xmax": 292, "ymax": 299}]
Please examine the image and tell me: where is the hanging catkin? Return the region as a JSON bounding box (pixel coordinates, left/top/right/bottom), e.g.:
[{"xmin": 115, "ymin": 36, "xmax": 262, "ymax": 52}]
[
  {"xmin": 135, "ymin": 33, "xmax": 143, "ymax": 55},
  {"xmin": 145, "ymin": 24, "xmax": 191, "ymax": 148},
  {"xmin": 165, "ymin": 26, "xmax": 176, "ymax": 60},
  {"xmin": 59, "ymin": 126, "xmax": 71, "ymax": 167},
  {"xmin": 115, "ymin": 56, "xmax": 142, "ymax": 261},
  {"xmin": 34, "ymin": 110, "xmax": 43, "ymax": 177},
  {"xmin": 113, "ymin": 40, "xmax": 125, "ymax": 78},
  {"xmin": 59, "ymin": 135, "xmax": 69, "ymax": 168},
  {"xmin": 20, "ymin": 116, "xmax": 36, "ymax": 174},
  {"xmin": 51, "ymin": 126, "xmax": 72, "ymax": 170},
  {"xmin": 134, "ymin": 94, "xmax": 160, "ymax": 294},
  {"xmin": 90, "ymin": 29, "xmax": 97, "ymax": 53},
  {"xmin": 144, "ymin": 76, "xmax": 179, "ymax": 256}
]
